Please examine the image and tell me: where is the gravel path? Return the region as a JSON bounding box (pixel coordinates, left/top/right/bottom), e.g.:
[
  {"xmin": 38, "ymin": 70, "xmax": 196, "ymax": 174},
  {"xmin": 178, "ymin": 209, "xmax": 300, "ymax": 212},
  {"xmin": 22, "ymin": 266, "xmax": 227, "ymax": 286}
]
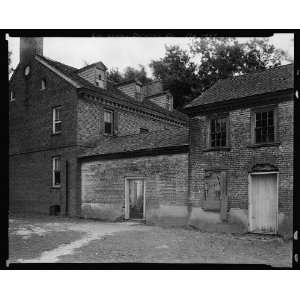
[{"xmin": 9, "ymin": 215, "xmax": 292, "ymax": 267}]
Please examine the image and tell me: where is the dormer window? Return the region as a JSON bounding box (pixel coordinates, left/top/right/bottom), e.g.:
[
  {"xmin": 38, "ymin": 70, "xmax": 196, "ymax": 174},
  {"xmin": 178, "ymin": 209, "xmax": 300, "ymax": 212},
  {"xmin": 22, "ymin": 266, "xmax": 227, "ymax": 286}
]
[
  {"xmin": 41, "ymin": 79, "xmax": 46, "ymax": 90},
  {"xmin": 10, "ymin": 90, "xmax": 15, "ymax": 102}
]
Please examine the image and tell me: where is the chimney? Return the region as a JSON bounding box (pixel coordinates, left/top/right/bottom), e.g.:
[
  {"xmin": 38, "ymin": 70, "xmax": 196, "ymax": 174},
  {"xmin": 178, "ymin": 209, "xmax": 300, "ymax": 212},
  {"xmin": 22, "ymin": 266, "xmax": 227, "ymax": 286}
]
[
  {"xmin": 77, "ymin": 61, "xmax": 107, "ymax": 89},
  {"xmin": 20, "ymin": 37, "xmax": 43, "ymax": 64}
]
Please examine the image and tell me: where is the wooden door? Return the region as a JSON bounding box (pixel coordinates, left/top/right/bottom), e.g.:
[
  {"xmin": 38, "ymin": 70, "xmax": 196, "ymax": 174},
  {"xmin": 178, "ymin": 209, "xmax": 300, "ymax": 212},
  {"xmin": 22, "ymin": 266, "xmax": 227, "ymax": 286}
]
[
  {"xmin": 129, "ymin": 179, "xmax": 144, "ymax": 219},
  {"xmin": 250, "ymin": 173, "xmax": 278, "ymax": 233}
]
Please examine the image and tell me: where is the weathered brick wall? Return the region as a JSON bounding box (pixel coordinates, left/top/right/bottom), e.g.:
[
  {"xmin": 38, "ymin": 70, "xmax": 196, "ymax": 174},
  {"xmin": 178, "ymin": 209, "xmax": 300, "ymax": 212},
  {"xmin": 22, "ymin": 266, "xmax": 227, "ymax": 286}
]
[
  {"xmin": 9, "ymin": 58, "xmax": 80, "ymax": 215},
  {"xmin": 77, "ymin": 97, "xmax": 185, "ymax": 145},
  {"xmin": 80, "ymin": 153, "xmax": 189, "ymax": 221},
  {"xmin": 9, "ymin": 59, "xmax": 78, "ymax": 154},
  {"xmin": 9, "ymin": 147, "xmax": 79, "ymax": 216},
  {"xmin": 189, "ymin": 95, "xmax": 293, "ymax": 235}
]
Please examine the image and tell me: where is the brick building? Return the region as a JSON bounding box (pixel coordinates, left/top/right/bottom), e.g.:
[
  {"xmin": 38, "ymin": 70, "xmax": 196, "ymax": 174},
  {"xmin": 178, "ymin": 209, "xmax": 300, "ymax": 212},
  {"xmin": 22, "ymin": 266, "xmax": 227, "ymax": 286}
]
[
  {"xmin": 9, "ymin": 37, "xmax": 294, "ymax": 237},
  {"xmin": 9, "ymin": 37, "xmax": 188, "ymax": 220},
  {"xmin": 185, "ymin": 64, "xmax": 294, "ymax": 236}
]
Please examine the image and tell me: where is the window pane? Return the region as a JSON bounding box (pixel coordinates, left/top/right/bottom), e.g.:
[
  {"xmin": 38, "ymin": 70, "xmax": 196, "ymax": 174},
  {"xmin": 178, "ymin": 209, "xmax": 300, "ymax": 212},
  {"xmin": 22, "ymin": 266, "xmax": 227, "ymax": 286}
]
[
  {"xmin": 54, "ymin": 107, "xmax": 61, "ymax": 121},
  {"xmin": 54, "ymin": 171, "xmax": 61, "ymax": 185},
  {"xmin": 268, "ymin": 126, "xmax": 274, "ymax": 142},
  {"xmin": 105, "ymin": 122, "xmax": 112, "ymax": 134},
  {"xmin": 104, "ymin": 111, "xmax": 112, "ymax": 123},
  {"xmin": 255, "ymin": 128, "xmax": 261, "ymax": 143},
  {"xmin": 55, "ymin": 122, "xmax": 62, "ymax": 133}
]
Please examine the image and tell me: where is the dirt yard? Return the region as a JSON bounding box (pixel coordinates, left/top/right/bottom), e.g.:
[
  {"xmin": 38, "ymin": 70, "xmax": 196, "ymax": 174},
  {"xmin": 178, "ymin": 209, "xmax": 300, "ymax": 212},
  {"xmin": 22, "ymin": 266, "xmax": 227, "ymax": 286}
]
[{"xmin": 8, "ymin": 215, "xmax": 292, "ymax": 267}]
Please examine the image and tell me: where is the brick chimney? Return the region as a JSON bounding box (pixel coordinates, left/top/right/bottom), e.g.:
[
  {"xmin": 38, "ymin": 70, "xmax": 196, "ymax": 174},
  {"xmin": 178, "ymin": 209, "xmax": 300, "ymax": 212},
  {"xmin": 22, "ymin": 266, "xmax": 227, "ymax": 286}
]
[{"xmin": 20, "ymin": 37, "xmax": 43, "ymax": 64}]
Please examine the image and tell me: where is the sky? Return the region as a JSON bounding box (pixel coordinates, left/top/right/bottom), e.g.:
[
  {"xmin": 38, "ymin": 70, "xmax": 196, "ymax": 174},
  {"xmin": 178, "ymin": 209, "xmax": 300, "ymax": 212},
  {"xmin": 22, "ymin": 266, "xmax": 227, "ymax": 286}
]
[{"xmin": 8, "ymin": 34, "xmax": 294, "ymax": 78}]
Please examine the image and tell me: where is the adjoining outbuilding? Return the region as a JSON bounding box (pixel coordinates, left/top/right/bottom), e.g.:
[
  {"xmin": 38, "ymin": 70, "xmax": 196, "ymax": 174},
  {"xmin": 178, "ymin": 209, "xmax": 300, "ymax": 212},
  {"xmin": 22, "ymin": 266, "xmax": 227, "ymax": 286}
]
[
  {"xmin": 184, "ymin": 64, "xmax": 294, "ymax": 237},
  {"xmin": 78, "ymin": 128, "xmax": 189, "ymax": 225}
]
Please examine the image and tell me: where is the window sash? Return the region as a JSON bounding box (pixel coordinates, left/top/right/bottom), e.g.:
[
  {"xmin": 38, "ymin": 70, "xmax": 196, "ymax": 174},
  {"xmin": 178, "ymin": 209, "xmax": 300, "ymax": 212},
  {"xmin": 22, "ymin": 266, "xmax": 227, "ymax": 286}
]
[
  {"xmin": 210, "ymin": 117, "xmax": 227, "ymax": 148},
  {"xmin": 52, "ymin": 107, "xmax": 62, "ymax": 134},
  {"xmin": 254, "ymin": 110, "xmax": 275, "ymax": 143},
  {"xmin": 52, "ymin": 157, "xmax": 61, "ymax": 187},
  {"xmin": 104, "ymin": 110, "xmax": 113, "ymax": 134}
]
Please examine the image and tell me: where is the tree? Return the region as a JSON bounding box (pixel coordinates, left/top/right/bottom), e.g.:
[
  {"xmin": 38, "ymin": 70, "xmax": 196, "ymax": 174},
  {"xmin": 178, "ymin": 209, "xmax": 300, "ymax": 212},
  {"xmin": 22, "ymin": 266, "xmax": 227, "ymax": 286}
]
[
  {"xmin": 190, "ymin": 37, "xmax": 289, "ymax": 93},
  {"xmin": 107, "ymin": 64, "xmax": 152, "ymax": 85},
  {"xmin": 150, "ymin": 38, "xmax": 289, "ymax": 110},
  {"xmin": 150, "ymin": 45, "xmax": 199, "ymax": 109}
]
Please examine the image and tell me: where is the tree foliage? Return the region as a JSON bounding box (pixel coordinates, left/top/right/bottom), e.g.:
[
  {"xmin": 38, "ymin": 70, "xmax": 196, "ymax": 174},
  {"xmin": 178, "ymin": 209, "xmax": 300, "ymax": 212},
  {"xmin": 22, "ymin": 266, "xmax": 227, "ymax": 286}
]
[
  {"xmin": 150, "ymin": 38, "xmax": 289, "ymax": 109},
  {"xmin": 107, "ymin": 65, "xmax": 152, "ymax": 85}
]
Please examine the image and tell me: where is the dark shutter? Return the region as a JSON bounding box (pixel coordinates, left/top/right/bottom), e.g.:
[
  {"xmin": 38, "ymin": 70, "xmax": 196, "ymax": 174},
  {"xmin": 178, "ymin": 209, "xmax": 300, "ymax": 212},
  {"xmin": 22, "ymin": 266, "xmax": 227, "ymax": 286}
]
[{"xmin": 113, "ymin": 110, "xmax": 118, "ymax": 136}]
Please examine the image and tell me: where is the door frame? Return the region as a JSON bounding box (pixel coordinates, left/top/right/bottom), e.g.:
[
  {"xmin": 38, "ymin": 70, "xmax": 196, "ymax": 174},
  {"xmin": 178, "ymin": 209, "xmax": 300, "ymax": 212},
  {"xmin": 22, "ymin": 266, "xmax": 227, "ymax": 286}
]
[
  {"xmin": 124, "ymin": 177, "xmax": 146, "ymax": 220},
  {"xmin": 248, "ymin": 171, "xmax": 279, "ymax": 234}
]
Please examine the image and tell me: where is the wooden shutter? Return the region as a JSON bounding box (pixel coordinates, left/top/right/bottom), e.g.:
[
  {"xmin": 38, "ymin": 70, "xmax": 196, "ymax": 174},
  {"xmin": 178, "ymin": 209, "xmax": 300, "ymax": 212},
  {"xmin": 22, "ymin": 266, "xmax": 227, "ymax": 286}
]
[{"xmin": 113, "ymin": 110, "xmax": 119, "ymax": 136}]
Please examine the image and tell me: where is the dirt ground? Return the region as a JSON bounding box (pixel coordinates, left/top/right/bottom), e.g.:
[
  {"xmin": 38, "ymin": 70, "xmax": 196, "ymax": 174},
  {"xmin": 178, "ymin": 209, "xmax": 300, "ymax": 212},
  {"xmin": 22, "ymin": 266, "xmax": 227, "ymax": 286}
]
[{"xmin": 8, "ymin": 215, "xmax": 292, "ymax": 267}]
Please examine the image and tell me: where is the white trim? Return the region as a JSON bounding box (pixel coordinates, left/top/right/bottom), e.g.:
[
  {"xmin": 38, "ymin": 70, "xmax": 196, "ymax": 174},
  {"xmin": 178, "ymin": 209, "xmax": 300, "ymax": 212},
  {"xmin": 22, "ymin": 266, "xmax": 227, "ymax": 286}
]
[
  {"xmin": 124, "ymin": 177, "xmax": 146, "ymax": 220},
  {"xmin": 248, "ymin": 171, "xmax": 279, "ymax": 234},
  {"xmin": 35, "ymin": 56, "xmax": 81, "ymax": 88}
]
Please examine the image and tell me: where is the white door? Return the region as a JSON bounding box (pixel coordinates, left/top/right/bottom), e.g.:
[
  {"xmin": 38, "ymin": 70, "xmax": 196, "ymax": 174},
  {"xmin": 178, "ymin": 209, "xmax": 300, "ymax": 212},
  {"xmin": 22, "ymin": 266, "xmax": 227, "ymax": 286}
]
[
  {"xmin": 250, "ymin": 173, "xmax": 278, "ymax": 233},
  {"xmin": 125, "ymin": 179, "xmax": 145, "ymax": 219}
]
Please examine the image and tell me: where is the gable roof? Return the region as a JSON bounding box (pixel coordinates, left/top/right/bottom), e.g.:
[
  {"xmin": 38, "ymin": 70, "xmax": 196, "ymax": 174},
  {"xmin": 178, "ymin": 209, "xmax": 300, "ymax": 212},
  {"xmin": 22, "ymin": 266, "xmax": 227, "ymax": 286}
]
[
  {"xmin": 185, "ymin": 64, "xmax": 294, "ymax": 109},
  {"xmin": 79, "ymin": 128, "xmax": 189, "ymax": 158},
  {"xmin": 35, "ymin": 55, "xmax": 188, "ymax": 123}
]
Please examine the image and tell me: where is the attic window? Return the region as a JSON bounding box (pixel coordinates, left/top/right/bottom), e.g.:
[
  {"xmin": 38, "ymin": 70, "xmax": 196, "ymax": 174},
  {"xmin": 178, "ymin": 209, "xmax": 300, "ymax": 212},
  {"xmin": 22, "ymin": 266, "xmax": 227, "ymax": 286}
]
[
  {"xmin": 41, "ymin": 79, "xmax": 46, "ymax": 90},
  {"xmin": 98, "ymin": 74, "xmax": 102, "ymax": 80},
  {"xmin": 10, "ymin": 90, "xmax": 15, "ymax": 102}
]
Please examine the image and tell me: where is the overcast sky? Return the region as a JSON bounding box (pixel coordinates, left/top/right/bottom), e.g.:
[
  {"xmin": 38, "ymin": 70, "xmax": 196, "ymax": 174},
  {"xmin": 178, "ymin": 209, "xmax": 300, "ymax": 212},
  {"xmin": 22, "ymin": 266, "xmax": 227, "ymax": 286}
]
[{"xmin": 8, "ymin": 34, "xmax": 294, "ymax": 77}]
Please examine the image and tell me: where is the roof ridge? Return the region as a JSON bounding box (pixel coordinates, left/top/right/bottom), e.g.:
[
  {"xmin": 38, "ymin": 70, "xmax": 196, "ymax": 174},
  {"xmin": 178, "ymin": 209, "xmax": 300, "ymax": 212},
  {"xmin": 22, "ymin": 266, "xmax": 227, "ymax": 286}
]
[{"xmin": 219, "ymin": 63, "xmax": 294, "ymax": 83}]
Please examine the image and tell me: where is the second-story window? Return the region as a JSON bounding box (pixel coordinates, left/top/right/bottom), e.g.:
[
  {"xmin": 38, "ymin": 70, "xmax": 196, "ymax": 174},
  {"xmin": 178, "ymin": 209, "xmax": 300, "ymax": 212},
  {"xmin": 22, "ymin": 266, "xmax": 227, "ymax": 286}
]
[
  {"xmin": 41, "ymin": 79, "xmax": 46, "ymax": 90},
  {"xmin": 210, "ymin": 117, "xmax": 228, "ymax": 148},
  {"xmin": 52, "ymin": 106, "xmax": 62, "ymax": 134},
  {"xmin": 253, "ymin": 109, "xmax": 276, "ymax": 144},
  {"xmin": 104, "ymin": 109, "xmax": 113, "ymax": 135}
]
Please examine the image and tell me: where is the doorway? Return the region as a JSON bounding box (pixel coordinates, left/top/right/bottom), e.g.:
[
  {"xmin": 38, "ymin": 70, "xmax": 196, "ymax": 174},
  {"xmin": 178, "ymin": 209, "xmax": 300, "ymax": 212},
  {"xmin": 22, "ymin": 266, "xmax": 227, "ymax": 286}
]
[
  {"xmin": 249, "ymin": 172, "xmax": 278, "ymax": 234},
  {"xmin": 125, "ymin": 178, "xmax": 145, "ymax": 219}
]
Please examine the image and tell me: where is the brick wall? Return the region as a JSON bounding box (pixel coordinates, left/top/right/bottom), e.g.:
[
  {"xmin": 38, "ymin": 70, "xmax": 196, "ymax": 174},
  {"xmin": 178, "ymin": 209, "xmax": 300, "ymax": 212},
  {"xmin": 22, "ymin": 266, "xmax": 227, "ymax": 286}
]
[
  {"xmin": 9, "ymin": 58, "xmax": 80, "ymax": 216},
  {"xmin": 77, "ymin": 97, "xmax": 185, "ymax": 145},
  {"xmin": 9, "ymin": 59, "xmax": 78, "ymax": 154},
  {"xmin": 189, "ymin": 93, "xmax": 293, "ymax": 235},
  {"xmin": 80, "ymin": 152, "xmax": 188, "ymax": 221}
]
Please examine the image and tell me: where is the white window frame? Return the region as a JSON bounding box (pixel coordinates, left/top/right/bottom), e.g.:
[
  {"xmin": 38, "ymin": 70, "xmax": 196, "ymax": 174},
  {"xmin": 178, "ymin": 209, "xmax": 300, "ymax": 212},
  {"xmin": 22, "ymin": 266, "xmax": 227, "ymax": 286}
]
[
  {"xmin": 10, "ymin": 90, "xmax": 15, "ymax": 102},
  {"xmin": 52, "ymin": 106, "xmax": 62, "ymax": 134},
  {"xmin": 52, "ymin": 156, "xmax": 61, "ymax": 188}
]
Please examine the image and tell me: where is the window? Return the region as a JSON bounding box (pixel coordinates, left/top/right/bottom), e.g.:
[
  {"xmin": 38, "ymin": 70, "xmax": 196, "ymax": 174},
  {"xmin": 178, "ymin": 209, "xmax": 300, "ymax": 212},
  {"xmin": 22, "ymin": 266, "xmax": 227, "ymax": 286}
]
[
  {"xmin": 140, "ymin": 128, "xmax": 149, "ymax": 133},
  {"xmin": 10, "ymin": 90, "xmax": 15, "ymax": 102},
  {"xmin": 24, "ymin": 65, "xmax": 30, "ymax": 76},
  {"xmin": 210, "ymin": 117, "xmax": 228, "ymax": 148},
  {"xmin": 52, "ymin": 156, "xmax": 61, "ymax": 187},
  {"xmin": 104, "ymin": 109, "xmax": 113, "ymax": 135},
  {"xmin": 52, "ymin": 106, "xmax": 62, "ymax": 134},
  {"xmin": 41, "ymin": 79, "xmax": 46, "ymax": 90},
  {"xmin": 254, "ymin": 109, "xmax": 275, "ymax": 144}
]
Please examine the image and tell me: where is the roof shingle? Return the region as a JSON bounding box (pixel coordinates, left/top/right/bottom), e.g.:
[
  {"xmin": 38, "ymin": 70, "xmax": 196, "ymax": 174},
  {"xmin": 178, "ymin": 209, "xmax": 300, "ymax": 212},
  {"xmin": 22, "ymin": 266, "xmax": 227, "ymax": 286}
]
[
  {"xmin": 79, "ymin": 128, "xmax": 189, "ymax": 158},
  {"xmin": 185, "ymin": 64, "xmax": 294, "ymax": 109},
  {"xmin": 36, "ymin": 55, "xmax": 188, "ymax": 122}
]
